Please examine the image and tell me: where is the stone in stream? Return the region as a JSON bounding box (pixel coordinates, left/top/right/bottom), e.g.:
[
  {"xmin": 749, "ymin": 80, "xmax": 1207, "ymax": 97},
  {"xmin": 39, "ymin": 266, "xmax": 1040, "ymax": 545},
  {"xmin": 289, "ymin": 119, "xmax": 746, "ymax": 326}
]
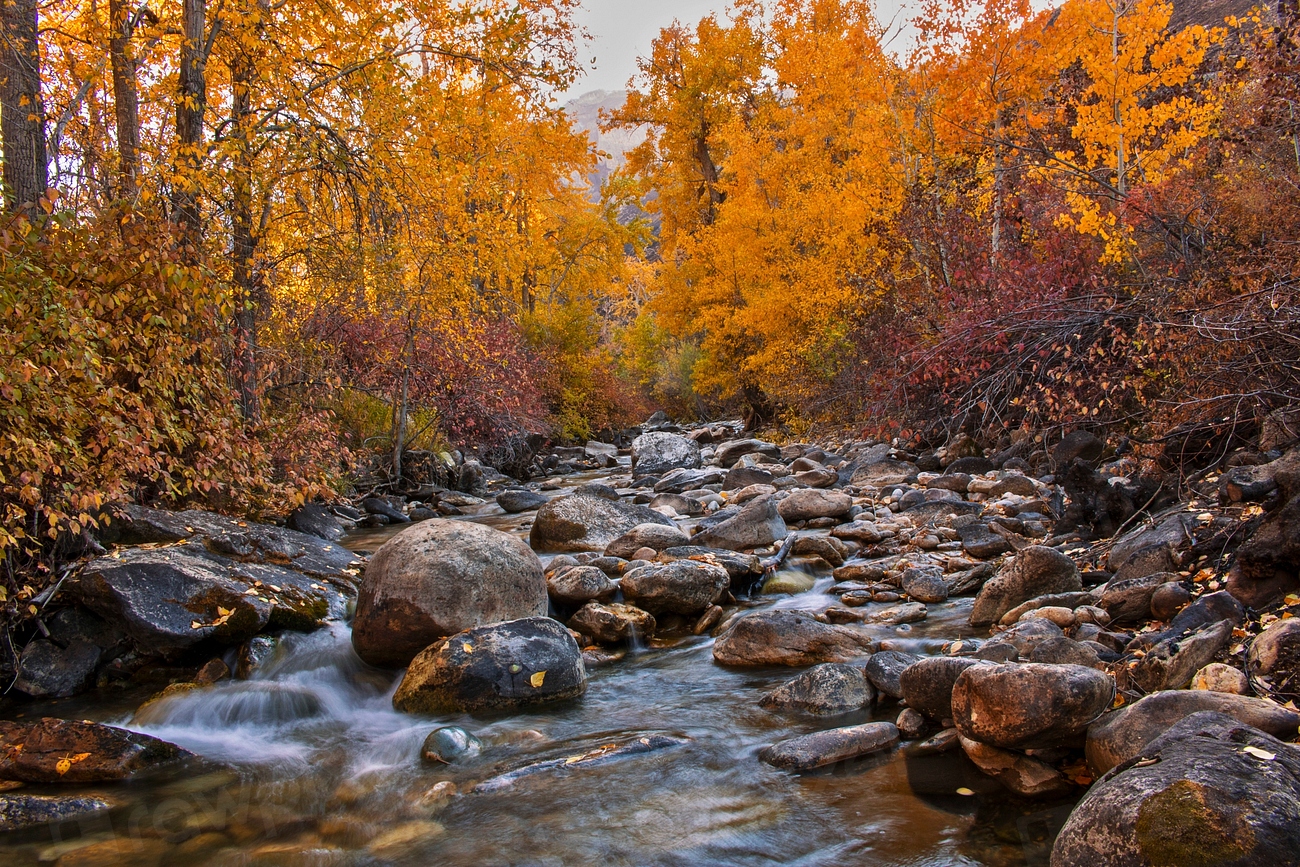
[
  {"xmin": 545, "ymin": 565, "xmax": 617, "ymax": 607},
  {"xmin": 713, "ymin": 610, "xmax": 875, "ymax": 667},
  {"xmin": 631, "ymin": 431, "xmax": 701, "ymax": 477},
  {"xmin": 691, "ymin": 493, "xmax": 788, "ymax": 552},
  {"xmin": 1096, "ymin": 572, "xmax": 1173, "ymax": 624},
  {"xmin": 604, "ymin": 523, "xmax": 691, "ymax": 559},
  {"xmin": 529, "ymin": 492, "xmax": 674, "ymax": 554},
  {"xmin": 1130, "ymin": 619, "xmax": 1233, "ymax": 692},
  {"xmin": 969, "ymin": 546, "xmax": 1082, "ymax": 627},
  {"xmin": 776, "ymin": 489, "xmax": 853, "ymax": 523},
  {"xmin": 958, "ymin": 523, "xmax": 1010, "ymax": 559},
  {"xmin": 0, "ymin": 718, "xmax": 191, "ymax": 783},
  {"xmin": 653, "ymin": 467, "xmax": 726, "ymax": 494},
  {"xmin": 951, "ymin": 663, "xmax": 1115, "ymax": 750},
  {"xmin": 1129, "ymin": 590, "xmax": 1245, "ymax": 650},
  {"xmin": 865, "ymin": 650, "xmax": 921, "ymax": 700},
  {"xmin": 1053, "ymin": 712, "xmax": 1300, "ymax": 867},
  {"xmin": 568, "ymin": 602, "xmax": 656, "ymax": 645},
  {"xmin": 759, "ymin": 663, "xmax": 874, "ymax": 715},
  {"xmin": 286, "ymin": 502, "xmax": 347, "ymax": 540},
  {"xmin": 392, "ymin": 617, "xmax": 586, "ymax": 715},
  {"xmin": 1084, "ymin": 689, "xmax": 1300, "ymax": 776},
  {"xmin": 761, "ymin": 571, "xmax": 816, "ymax": 595},
  {"xmin": 619, "ymin": 560, "xmax": 730, "ymax": 615},
  {"xmin": 1248, "ymin": 617, "xmax": 1300, "ymax": 700},
  {"xmin": 471, "ymin": 735, "xmax": 690, "ymax": 793},
  {"xmin": 497, "ymin": 490, "xmax": 550, "ymax": 513},
  {"xmin": 759, "ymin": 722, "xmax": 899, "ymax": 771},
  {"xmin": 724, "ymin": 466, "xmax": 775, "ymax": 490},
  {"xmin": 660, "ymin": 546, "xmax": 763, "ymax": 580},
  {"xmin": 958, "ymin": 736, "xmax": 1074, "ymax": 799},
  {"xmin": 715, "ymin": 438, "xmax": 782, "ymax": 467},
  {"xmin": 13, "ymin": 638, "xmax": 101, "ymax": 699},
  {"xmin": 421, "ymin": 726, "xmax": 483, "ymax": 764},
  {"xmin": 790, "ymin": 534, "xmax": 850, "ymax": 566},
  {"xmin": 352, "ymin": 519, "xmax": 547, "ymax": 668},
  {"xmin": 901, "ymin": 566, "xmax": 949, "ymax": 604},
  {"xmin": 0, "ymin": 794, "xmax": 114, "ymax": 833},
  {"xmin": 898, "ymin": 657, "xmax": 986, "ymax": 722}
]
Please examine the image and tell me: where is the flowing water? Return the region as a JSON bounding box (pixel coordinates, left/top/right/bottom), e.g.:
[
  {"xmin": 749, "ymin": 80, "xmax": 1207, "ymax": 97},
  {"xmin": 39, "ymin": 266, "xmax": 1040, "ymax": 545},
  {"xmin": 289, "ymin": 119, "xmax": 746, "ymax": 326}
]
[{"xmin": 1, "ymin": 467, "xmax": 1077, "ymax": 866}]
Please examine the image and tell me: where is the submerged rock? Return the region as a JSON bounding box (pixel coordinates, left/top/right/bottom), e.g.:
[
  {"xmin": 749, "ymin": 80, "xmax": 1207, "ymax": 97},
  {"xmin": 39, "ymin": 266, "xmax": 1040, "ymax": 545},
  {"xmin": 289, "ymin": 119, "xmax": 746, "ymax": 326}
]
[
  {"xmin": 759, "ymin": 722, "xmax": 899, "ymax": 771},
  {"xmin": 0, "ymin": 794, "xmax": 113, "ymax": 832},
  {"xmin": 568, "ymin": 602, "xmax": 656, "ymax": 645},
  {"xmin": 352, "ymin": 519, "xmax": 547, "ymax": 668},
  {"xmin": 392, "ymin": 617, "xmax": 586, "ymax": 715},
  {"xmin": 759, "ymin": 663, "xmax": 874, "ymax": 715},
  {"xmin": 421, "ymin": 726, "xmax": 483, "ymax": 764},
  {"xmin": 959, "ymin": 736, "xmax": 1074, "ymax": 798},
  {"xmin": 0, "ymin": 718, "xmax": 190, "ymax": 783}
]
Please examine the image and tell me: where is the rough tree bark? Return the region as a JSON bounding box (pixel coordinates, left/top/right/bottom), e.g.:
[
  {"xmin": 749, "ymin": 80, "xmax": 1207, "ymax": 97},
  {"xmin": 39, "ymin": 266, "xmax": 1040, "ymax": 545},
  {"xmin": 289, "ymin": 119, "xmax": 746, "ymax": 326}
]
[
  {"xmin": 108, "ymin": 0, "xmax": 140, "ymax": 196},
  {"xmin": 174, "ymin": 0, "xmax": 206, "ymax": 251},
  {"xmin": 0, "ymin": 0, "xmax": 48, "ymax": 211}
]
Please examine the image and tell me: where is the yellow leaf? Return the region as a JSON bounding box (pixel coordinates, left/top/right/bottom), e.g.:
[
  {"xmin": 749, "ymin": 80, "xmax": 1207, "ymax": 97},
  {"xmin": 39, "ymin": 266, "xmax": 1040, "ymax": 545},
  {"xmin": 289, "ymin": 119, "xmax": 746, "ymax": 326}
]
[
  {"xmin": 529, "ymin": 670, "xmax": 546, "ymax": 688},
  {"xmin": 217, "ymin": 607, "xmax": 232, "ymax": 617},
  {"xmin": 1243, "ymin": 746, "xmax": 1276, "ymax": 761},
  {"xmin": 55, "ymin": 758, "xmax": 72, "ymax": 776},
  {"xmin": 956, "ymin": 787, "xmax": 975, "ymax": 796},
  {"xmin": 461, "ymin": 643, "xmax": 473, "ymax": 653}
]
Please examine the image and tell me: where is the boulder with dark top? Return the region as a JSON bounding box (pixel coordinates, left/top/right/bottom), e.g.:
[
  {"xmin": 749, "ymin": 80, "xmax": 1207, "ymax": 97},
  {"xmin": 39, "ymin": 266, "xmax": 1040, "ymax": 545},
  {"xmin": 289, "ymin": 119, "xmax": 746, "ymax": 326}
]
[
  {"xmin": 952, "ymin": 662, "xmax": 1114, "ymax": 750},
  {"xmin": 546, "ymin": 565, "xmax": 617, "ymax": 606},
  {"xmin": 901, "ymin": 566, "xmax": 949, "ymax": 604},
  {"xmin": 850, "ymin": 459, "xmax": 919, "ymax": 487},
  {"xmin": 497, "ymin": 490, "xmax": 550, "ymax": 513},
  {"xmin": 660, "ymin": 546, "xmax": 763, "ymax": 580},
  {"xmin": 286, "ymin": 503, "xmax": 346, "ymax": 540},
  {"xmin": 1130, "ymin": 590, "xmax": 1245, "ymax": 650},
  {"xmin": 631, "ymin": 431, "xmax": 702, "ymax": 477},
  {"xmin": 604, "ymin": 523, "xmax": 691, "ymax": 559},
  {"xmin": 777, "ymin": 489, "xmax": 854, "ymax": 522},
  {"xmin": 568, "ymin": 602, "xmax": 656, "ymax": 645},
  {"xmin": 970, "ymin": 546, "xmax": 1082, "ymax": 627},
  {"xmin": 14, "ymin": 638, "xmax": 100, "ymax": 698},
  {"xmin": 715, "ymin": 438, "xmax": 781, "ymax": 468},
  {"xmin": 1054, "ymin": 713, "xmax": 1300, "ymax": 867},
  {"xmin": 1085, "ymin": 689, "xmax": 1300, "ymax": 775},
  {"xmin": 713, "ymin": 610, "xmax": 875, "ymax": 667},
  {"xmin": 691, "ymin": 493, "xmax": 787, "ymax": 551},
  {"xmin": 1228, "ymin": 472, "xmax": 1300, "ymax": 607},
  {"xmin": 352, "ymin": 519, "xmax": 547, "ymax": 668},
  {"xmin": 865, "ymin": 650, "xmax": 921, "ymax": 700},
  {"xmin": 899, "ymin": 656, "xmax": 985, "ymax": 722},
  {"xmin": 530, "ymin": 492, "xmax": 674, "ymax": 554},
  {"xmin": 392, "ymin": 617, "xmax": 587, "ymax": 714},
  {"xmin": 1248, "ymin": 617, "xmax": 1300, "ymax": 701},
  {"xmin": 0, "ymin": 718, "xmax": 190, "ymax": 783},
  {"xmin": 759, "ymin": 722, "xmax": 899, "ymax": 771},
  {"xmin": 362, "ymin": 497, "xmax": 410, "ymax": 523},
  {"xmin": 759, "ymin": 663, "xmax": 874, "ymax": 715},
  {"xmin": 653, "ymin": 467, "xmax": 726, "ymax": 494},
  {"xmin": 620, "ymin": 560, "xmax": 731, "ymax": 615},
  {"xmin": 1097, "ymin": 572, "xmax": 1174, "ymax": 624},
  {"xmin": 723, "ymin": 466, "xmax": 775, "ymax": 491},
  {"xmin": 959, "ymin": 523, "xmax": 1011, "ymax": 559},
  {"xmin": 1130, "ymin": 619, "xmax": 1233, "ymax": 692}
]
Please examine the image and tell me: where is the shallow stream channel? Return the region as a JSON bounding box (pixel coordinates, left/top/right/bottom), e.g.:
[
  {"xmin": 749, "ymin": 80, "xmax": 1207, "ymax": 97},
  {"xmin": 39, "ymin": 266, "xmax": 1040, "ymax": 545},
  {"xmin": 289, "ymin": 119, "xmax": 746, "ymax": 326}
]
[{"xmin": 1, "ymin": 464, "xmax": 1076, "ymax": 867}]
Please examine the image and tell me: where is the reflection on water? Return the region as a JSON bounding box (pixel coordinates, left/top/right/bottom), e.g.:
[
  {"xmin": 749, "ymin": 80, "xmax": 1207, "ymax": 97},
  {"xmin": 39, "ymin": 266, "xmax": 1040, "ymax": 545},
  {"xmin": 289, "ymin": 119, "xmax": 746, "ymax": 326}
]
[{"xmin": 0, "ymin": 465, "xmax": 1076, "ymax": 865}]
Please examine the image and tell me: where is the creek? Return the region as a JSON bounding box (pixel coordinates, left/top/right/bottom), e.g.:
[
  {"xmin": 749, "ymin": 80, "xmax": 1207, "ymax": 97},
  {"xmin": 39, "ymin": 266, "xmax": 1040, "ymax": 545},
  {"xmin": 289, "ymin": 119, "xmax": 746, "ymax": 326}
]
[{"xmin": 1, "ymin": 463, "xmax": 1075, "ymax": 866}]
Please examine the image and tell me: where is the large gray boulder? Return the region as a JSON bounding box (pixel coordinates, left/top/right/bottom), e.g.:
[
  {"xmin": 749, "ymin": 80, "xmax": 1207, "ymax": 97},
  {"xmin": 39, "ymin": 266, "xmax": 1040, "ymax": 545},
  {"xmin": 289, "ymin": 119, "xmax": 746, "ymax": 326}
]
[
  {"xmin": 952, "ymin": 662, "xmax": 1114, "ymax": 750},
  {"xmin": 392, "ymin": 617, "xmax": 586, "ymax": 714},
  {"xmin": 692, "ymin": 493, "xmax": 787, "ymax": 551},
  {"xmin": 530, "ymin": 493, "xmax": 674, "ymax": 553},
  {"xmin": 759, "ymin": 663, "xmax": 874, "ymax": 715},
  {"xmin": 1053, "ymin": 713, "xmax": 1300, "ymax": 867},
  {"xmin": 715, "ymin": 438, "xmax": 781, "ymax": 467},
  {"xmin": 1085, "ymin": 689, "xmax": 1300, "ymax": 775},
  {"xmin": 620, "ymin": 560, "xmax": 730, "ymax": 615},
  {"xmin": 970, "ymin": 546, "xmax": 1082, "ymax": 627},
  {"xmin": 777, "ymin": 489, "xmax": 853, "ymax": 522},
  {"xmin": 604, "ymin": 523, "xmax": 691, "ymax": 559},
  {"xmin": 714, "ymin": 610, "xmax": 874, "ymax": 667},
  {"xmin": 899, "ymin": 657, "xmax": 985, "ymax": 722},
  {"xmin": 352, "ymin": 519, "xmax": 547, "ymax": 667},
  {"xmin": 631, "ymin": 432, "xmax": 701, "ymax": 477}
]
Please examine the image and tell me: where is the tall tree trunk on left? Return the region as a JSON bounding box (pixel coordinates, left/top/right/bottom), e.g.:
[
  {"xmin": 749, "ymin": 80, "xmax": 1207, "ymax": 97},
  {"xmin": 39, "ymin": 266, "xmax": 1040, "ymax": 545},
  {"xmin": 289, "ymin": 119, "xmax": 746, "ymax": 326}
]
[
  {"xmin": 174, "ymin": 0, "xmax": 206, "ymax": 253},
  {"xmin": 108, "ymin": 0, "xmax": 141, "ymax": 196},
  {"xmin": 230, "ymin": 47, "xmax": 259, "ymax": 421},
  {"xmin": 0, "ymin": 0, "xmax": 48, "ymax": 211}
]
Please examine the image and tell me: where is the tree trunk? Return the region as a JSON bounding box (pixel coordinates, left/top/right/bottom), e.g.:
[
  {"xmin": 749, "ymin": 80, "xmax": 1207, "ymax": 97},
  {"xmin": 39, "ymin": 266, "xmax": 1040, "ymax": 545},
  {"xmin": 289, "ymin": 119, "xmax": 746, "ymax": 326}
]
[
  {"xmin": 174, "ymin": 0, "xmax": 206, "ymax": 252},
  {"xmin": 0, "ymin": 0, "xmax": 47, "ymax": 211},
  {"xmin": 108, "ymin": 0, "xmax": 140, "ymax": 196},
  {"xmin": 230, "ymin": 47, "xmax": 259, "ymax": 421}
]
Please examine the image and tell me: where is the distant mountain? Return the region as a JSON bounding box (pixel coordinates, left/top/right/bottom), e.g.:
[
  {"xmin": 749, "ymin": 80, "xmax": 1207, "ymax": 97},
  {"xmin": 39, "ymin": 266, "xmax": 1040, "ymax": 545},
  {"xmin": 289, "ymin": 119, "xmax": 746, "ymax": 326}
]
[{"xmin": 564, "ymin": 90, "xmax": 647, "ymax": 199}]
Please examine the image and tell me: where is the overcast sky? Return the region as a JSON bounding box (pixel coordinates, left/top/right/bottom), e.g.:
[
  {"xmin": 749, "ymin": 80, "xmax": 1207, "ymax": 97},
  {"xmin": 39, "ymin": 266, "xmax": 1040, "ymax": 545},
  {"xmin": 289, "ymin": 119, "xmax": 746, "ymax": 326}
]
[{"xmin": 564, "ymin": 0, "xmax": 912, "ymax": 98}]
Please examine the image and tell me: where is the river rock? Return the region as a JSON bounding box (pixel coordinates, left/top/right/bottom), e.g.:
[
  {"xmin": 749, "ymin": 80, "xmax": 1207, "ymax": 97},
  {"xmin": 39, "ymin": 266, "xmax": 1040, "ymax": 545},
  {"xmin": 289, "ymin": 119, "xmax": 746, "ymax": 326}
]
[
  {"xmin": 569, "ymin": 602, "xmax": 656, "ymax": 645},
  {"xmin": 620, "ymin": 560, "xmax": 730, "ymax": 615},
  {"xmin": 759, "ymin": 663, "xmax": 874, "ymax": 715},
  {"xmin": 421, "ymin": 726, "xmax": 483, "ymax": 764},
  {"xmin": 0, "ymin": 718, "xmax": 190, "ymax": 783},
  {"xmin": 13, "ymin": 638, "xmax": 101, "ymax": 699},
  {"xmin": 691, "ymin": 493, "xmax": 787, "ymax": 551},
  {"xmin": 899, "ymin": 657, "xmax": 985, "ymax": 722},
  {"xmin": 653, "ymin": 467, "xmax": 726, "ymax": 493},
  {"xmin": 1085, "ymin": 689, "xmax": 1300, "ymax": 775},
  {"xmin": 393, "ymin": 617, "xmax": 586, "ymax": 714},
  {"xmin": 851, "ymin": 459, "xmax": 918, "ymax": 487},
  {"xmin": 791, "ymin": 534, "xmax": 850, "ymax": 566},
  {"xmin": 759, "ymin": 722, "xmax": 899, "ymax": 771},
  {"xmin": 631, "ymin": 432, "xmax": 701, "ymax": 477},
  {"xmin": 959, "ymin": 523, "xmax": 1011, "ymax": 558},
  {"xmin": 1053, "ymin": 712, "xmax": 1300, "ymax": 867},
  {"xmin": 1097, "ymin": 572, "xmax": 1172, "ymax": 624},
  {"xmin": 1130, "ymin": 619, "xmax": 1233, "ymax": 692},
  {"xmin": 970, "ymin": 546, "xmax": 1082, "ymax": 627},
  {"xmin": 546, "ymin": 565, "xmax": 617, "ymax": 606},
  {"xmin": 286, "ymin": 503, "xmax": 346, "ymax": 540},
  {"xmin": 959, "ymin": 736, "xmax": 1074, "ymax": 798},
  {"xmin": 1248, "ymin": 617, "xmax": 1300, "ymax": 700},
  {"xmin": 604, "ymin": 523, "xmax": 691, "ymax": 559},
  {"xmin": 716, "ymin": 438, "xmax": 781, "ymax": 467},
  {"xmin": 952, "ymin": 663, "xmax": 1114, "ymax": 750},
  {"xmin": 713, "ymin": 610, "xmax": 874, "ymax": 667},
  {"xmin": 0, "ymin": 793, "xmax": 115, "ymax": 832},
  {"xmin": 352, "ymin": 519, "xmax": 547, "ymax": 667},
  {"xmin": 1149, "ymin": 581, "xmax": 1190, "ymax": 620},
  {"xmin": 1131, "ymin": 590, "xmax": 1245, "ymax": 650},
  {"xmin": 865, "ymin": 650, "xmax": 921, "ymax": 699},
  {"xmin": 497, "ymin": 490, "xmax": 550, "ymax": 513},
  {"xmin": 530, "ymin": 492, "xmax": 674, "ymax": 553},
  {"xmin": 660, "ymin": 546, "xmax": 763, "ymax": 580},
  {"xmin": 1227, "ymin": 455, "xmax": 1300, "ymax": 606},
  {"xmin": 761, "ymin": 570, "xmax": 817, "ymax": 595},
  {"xmin": 1193, "ymin": 662, "xmax": 1249, "ymax": 694},
  {"xmin": 724, "ymin": 466, "xmax": 775, "ymax": 490},
  {"xmin": 777, "ymin": 490, "xmax": 853, "ymax": 522},
  {"xmin": 901, "ymin": 567, "xmax": 949, "ymax": 604}
]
